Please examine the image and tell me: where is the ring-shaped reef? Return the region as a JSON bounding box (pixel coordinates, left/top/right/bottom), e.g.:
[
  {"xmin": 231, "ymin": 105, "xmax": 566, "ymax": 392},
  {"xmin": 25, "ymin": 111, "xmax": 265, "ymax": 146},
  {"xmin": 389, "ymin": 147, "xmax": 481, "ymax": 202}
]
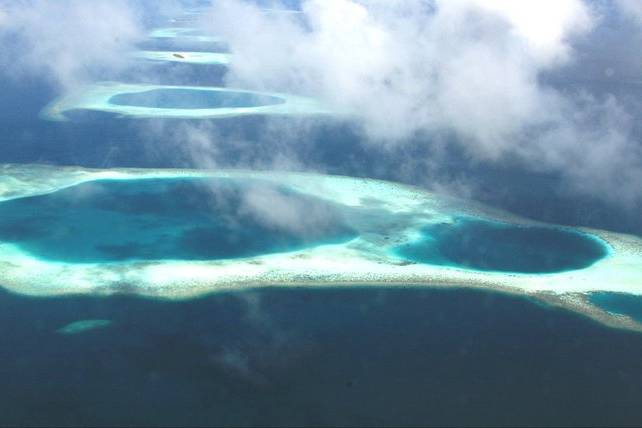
[
  {"xmin": 133, "ymin": 51, "xmax": 231, "ymax": 65},
  {"xmin": 0, "ymin": 164, "xmax": 641, "ymax": 331},
  {"xmin": 42, "ymin": 83, "xmax": 333, "ymax": 121}
]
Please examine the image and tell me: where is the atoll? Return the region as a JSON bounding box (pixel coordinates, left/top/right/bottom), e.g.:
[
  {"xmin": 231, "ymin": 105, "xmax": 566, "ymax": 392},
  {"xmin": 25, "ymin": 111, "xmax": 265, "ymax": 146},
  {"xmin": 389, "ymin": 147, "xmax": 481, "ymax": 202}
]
[
  {"xmin": 1, "ymin": 164, "xmax": 642, "ymax": 331},
  {"xmin": 42, "ymin": 82, "xmax": 333, "ymax": 121}
]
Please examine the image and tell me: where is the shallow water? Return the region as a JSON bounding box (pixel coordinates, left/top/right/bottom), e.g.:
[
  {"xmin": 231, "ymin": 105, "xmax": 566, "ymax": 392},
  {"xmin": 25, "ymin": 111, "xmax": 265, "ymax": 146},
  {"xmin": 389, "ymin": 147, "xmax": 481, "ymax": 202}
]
[
  {"xmin": 2, "ymin": 287, "xmax": 642, "ymax": 426},
  {"xmin": 393, "ymin": 217, "xmax": 608, "ymax": 273},
  {"xmin": 0, "ymin": 178, "xmax": 356, "ymax": 262},
  {"xmin": 589, "ymin": 292, "xmax": 642, "ymax": 323},
  {"xmin": 110, "ymin": 88, "xmax": 286, "ymax": 110}
]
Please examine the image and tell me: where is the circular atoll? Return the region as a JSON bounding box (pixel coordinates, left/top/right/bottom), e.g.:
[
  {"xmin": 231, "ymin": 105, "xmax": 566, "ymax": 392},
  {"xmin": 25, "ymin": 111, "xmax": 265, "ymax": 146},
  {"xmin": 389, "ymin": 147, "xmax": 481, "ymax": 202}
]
[{"xmin": 42, "ymin": 82, "xmax": 333, "ymax": 121}]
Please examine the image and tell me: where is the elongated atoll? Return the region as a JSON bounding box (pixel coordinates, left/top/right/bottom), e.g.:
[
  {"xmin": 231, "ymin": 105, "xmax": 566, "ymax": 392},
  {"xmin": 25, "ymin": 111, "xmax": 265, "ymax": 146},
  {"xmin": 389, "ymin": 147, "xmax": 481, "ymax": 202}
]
[
  {"xmin": 148, "ymin": 27, "xmax": 223, "ymax": 43},
  {"xmin": 133, "ymin": 51, "xmax": 231, "ymax": 65},
  {"xmin": 42, "ymin": 82, "xmax": 333, "ymax": 121},
  {"xmin": 0, "ymin": 163, "xmax": 641, "ymax": 331}
]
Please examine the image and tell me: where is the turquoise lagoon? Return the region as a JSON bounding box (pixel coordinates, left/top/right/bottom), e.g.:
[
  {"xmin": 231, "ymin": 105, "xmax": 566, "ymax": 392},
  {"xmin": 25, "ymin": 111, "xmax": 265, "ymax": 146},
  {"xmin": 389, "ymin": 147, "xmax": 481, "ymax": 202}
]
[{"xmin": 0, "ymin": 177, "xmax": 355, "ymax": 263}]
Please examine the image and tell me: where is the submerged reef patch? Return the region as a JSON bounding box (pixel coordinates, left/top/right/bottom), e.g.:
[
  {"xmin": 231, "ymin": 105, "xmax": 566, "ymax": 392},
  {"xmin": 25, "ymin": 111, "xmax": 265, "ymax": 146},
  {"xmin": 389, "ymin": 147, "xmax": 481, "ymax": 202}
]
[
  {"xmin": 42, "ymin": 83, "xmax": 333, "ymax": 121},
  {"xmin": 0, "ymin": 164, "xmax": 641, "ymax": 331},
  {"xmin": 56, "ymin": 319, "xmax": 112, "ymax": 335}
]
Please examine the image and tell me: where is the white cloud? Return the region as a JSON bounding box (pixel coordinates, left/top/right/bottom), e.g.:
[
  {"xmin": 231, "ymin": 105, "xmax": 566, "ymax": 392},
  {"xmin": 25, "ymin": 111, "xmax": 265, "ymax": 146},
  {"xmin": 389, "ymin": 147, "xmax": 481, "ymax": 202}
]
[
  {"xmin": 467, "ymin": 0, "xmax": 593, "ymax": 64},
  {"xmin": 0, "ymin": 0, "xmax": 144, "ymax": 88},
  {"xmin": 615, "ymin": 0, "xmax": 642, "ymax": 24},
  {"xmin": 239, "ymin": 183, "xmax": 344, "ymax": 236},
  {"xmin": 199, "ymin": 0, "xmax": 642, "ymax": 205},
  {"xmin": 202, "ymin": 0, "xmax": 593, "ymax": 143}
]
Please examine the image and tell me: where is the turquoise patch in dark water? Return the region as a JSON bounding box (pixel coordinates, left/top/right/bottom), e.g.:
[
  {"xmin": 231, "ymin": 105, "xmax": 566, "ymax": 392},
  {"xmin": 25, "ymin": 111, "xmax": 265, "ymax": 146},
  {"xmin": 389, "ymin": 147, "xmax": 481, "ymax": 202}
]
[
  {"xmin": 589, "ymin": 292, "xmax": 642, "ymax": 323},
  {"xmin": 0, "ymin": 178, "xmax": 356, "ymax": 263},
  {"xmin": 393, "ymin": 217, "xmax": 608, "ymax": 273},
  {"xmin": 109, "ymin": 89, "xmax": 286, "ymax": 109}
]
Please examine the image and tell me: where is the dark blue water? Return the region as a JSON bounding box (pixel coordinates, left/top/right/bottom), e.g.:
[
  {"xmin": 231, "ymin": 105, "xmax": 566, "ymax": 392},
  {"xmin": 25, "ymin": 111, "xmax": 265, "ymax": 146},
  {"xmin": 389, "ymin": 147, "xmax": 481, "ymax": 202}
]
[
  {"xmin": 0, "ymin": 178, "xmax": 356, "ymax": 262},
  {"xmin": 110, "ymin": 88, "xmax": 286, "ymax": 110},
  {"xmin": 393, "ymin": 217, "xmax": 608, "ymax": 273},
  {"xmin": 589, "ymin": 292, "xmax": 642, "ymax": 323},
  {"xmin": 2, "ymin": 287, "xmax": 642, "ymax": 426}
]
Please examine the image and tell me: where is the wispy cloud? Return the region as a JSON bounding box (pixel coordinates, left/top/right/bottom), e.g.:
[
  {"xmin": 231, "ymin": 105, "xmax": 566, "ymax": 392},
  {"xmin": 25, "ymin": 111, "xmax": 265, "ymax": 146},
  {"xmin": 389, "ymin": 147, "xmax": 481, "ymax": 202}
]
[
  {"xmin": 198, "ymin": 0, "xmax": 642, "ymax": 205},
  {"xmin": 0, "ymin": 0, "xmax": 144, "ymax": 88}
]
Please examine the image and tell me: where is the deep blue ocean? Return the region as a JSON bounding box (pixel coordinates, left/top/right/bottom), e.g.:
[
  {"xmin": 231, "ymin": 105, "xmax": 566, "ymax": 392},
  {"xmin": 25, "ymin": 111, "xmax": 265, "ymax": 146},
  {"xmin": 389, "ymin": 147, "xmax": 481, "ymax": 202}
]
[
  {"xmin": 2, "ymin": 7, "xmax": 642, "ymax": 426},
  {"xmin": 3, "ymin": 287, "xmax": 642, "ymax": 427}
]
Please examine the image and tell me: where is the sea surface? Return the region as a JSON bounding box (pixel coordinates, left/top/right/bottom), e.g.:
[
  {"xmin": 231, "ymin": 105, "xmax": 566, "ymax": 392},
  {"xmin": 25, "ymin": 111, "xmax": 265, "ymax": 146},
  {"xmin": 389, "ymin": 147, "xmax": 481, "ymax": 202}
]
[
  {"xmin": 2, "ymin": 9, "xmax": 642, "ymax": 426},
  {"xmin": 3, "ymin": 287, "xmax": 642, "ymax": 426}
]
